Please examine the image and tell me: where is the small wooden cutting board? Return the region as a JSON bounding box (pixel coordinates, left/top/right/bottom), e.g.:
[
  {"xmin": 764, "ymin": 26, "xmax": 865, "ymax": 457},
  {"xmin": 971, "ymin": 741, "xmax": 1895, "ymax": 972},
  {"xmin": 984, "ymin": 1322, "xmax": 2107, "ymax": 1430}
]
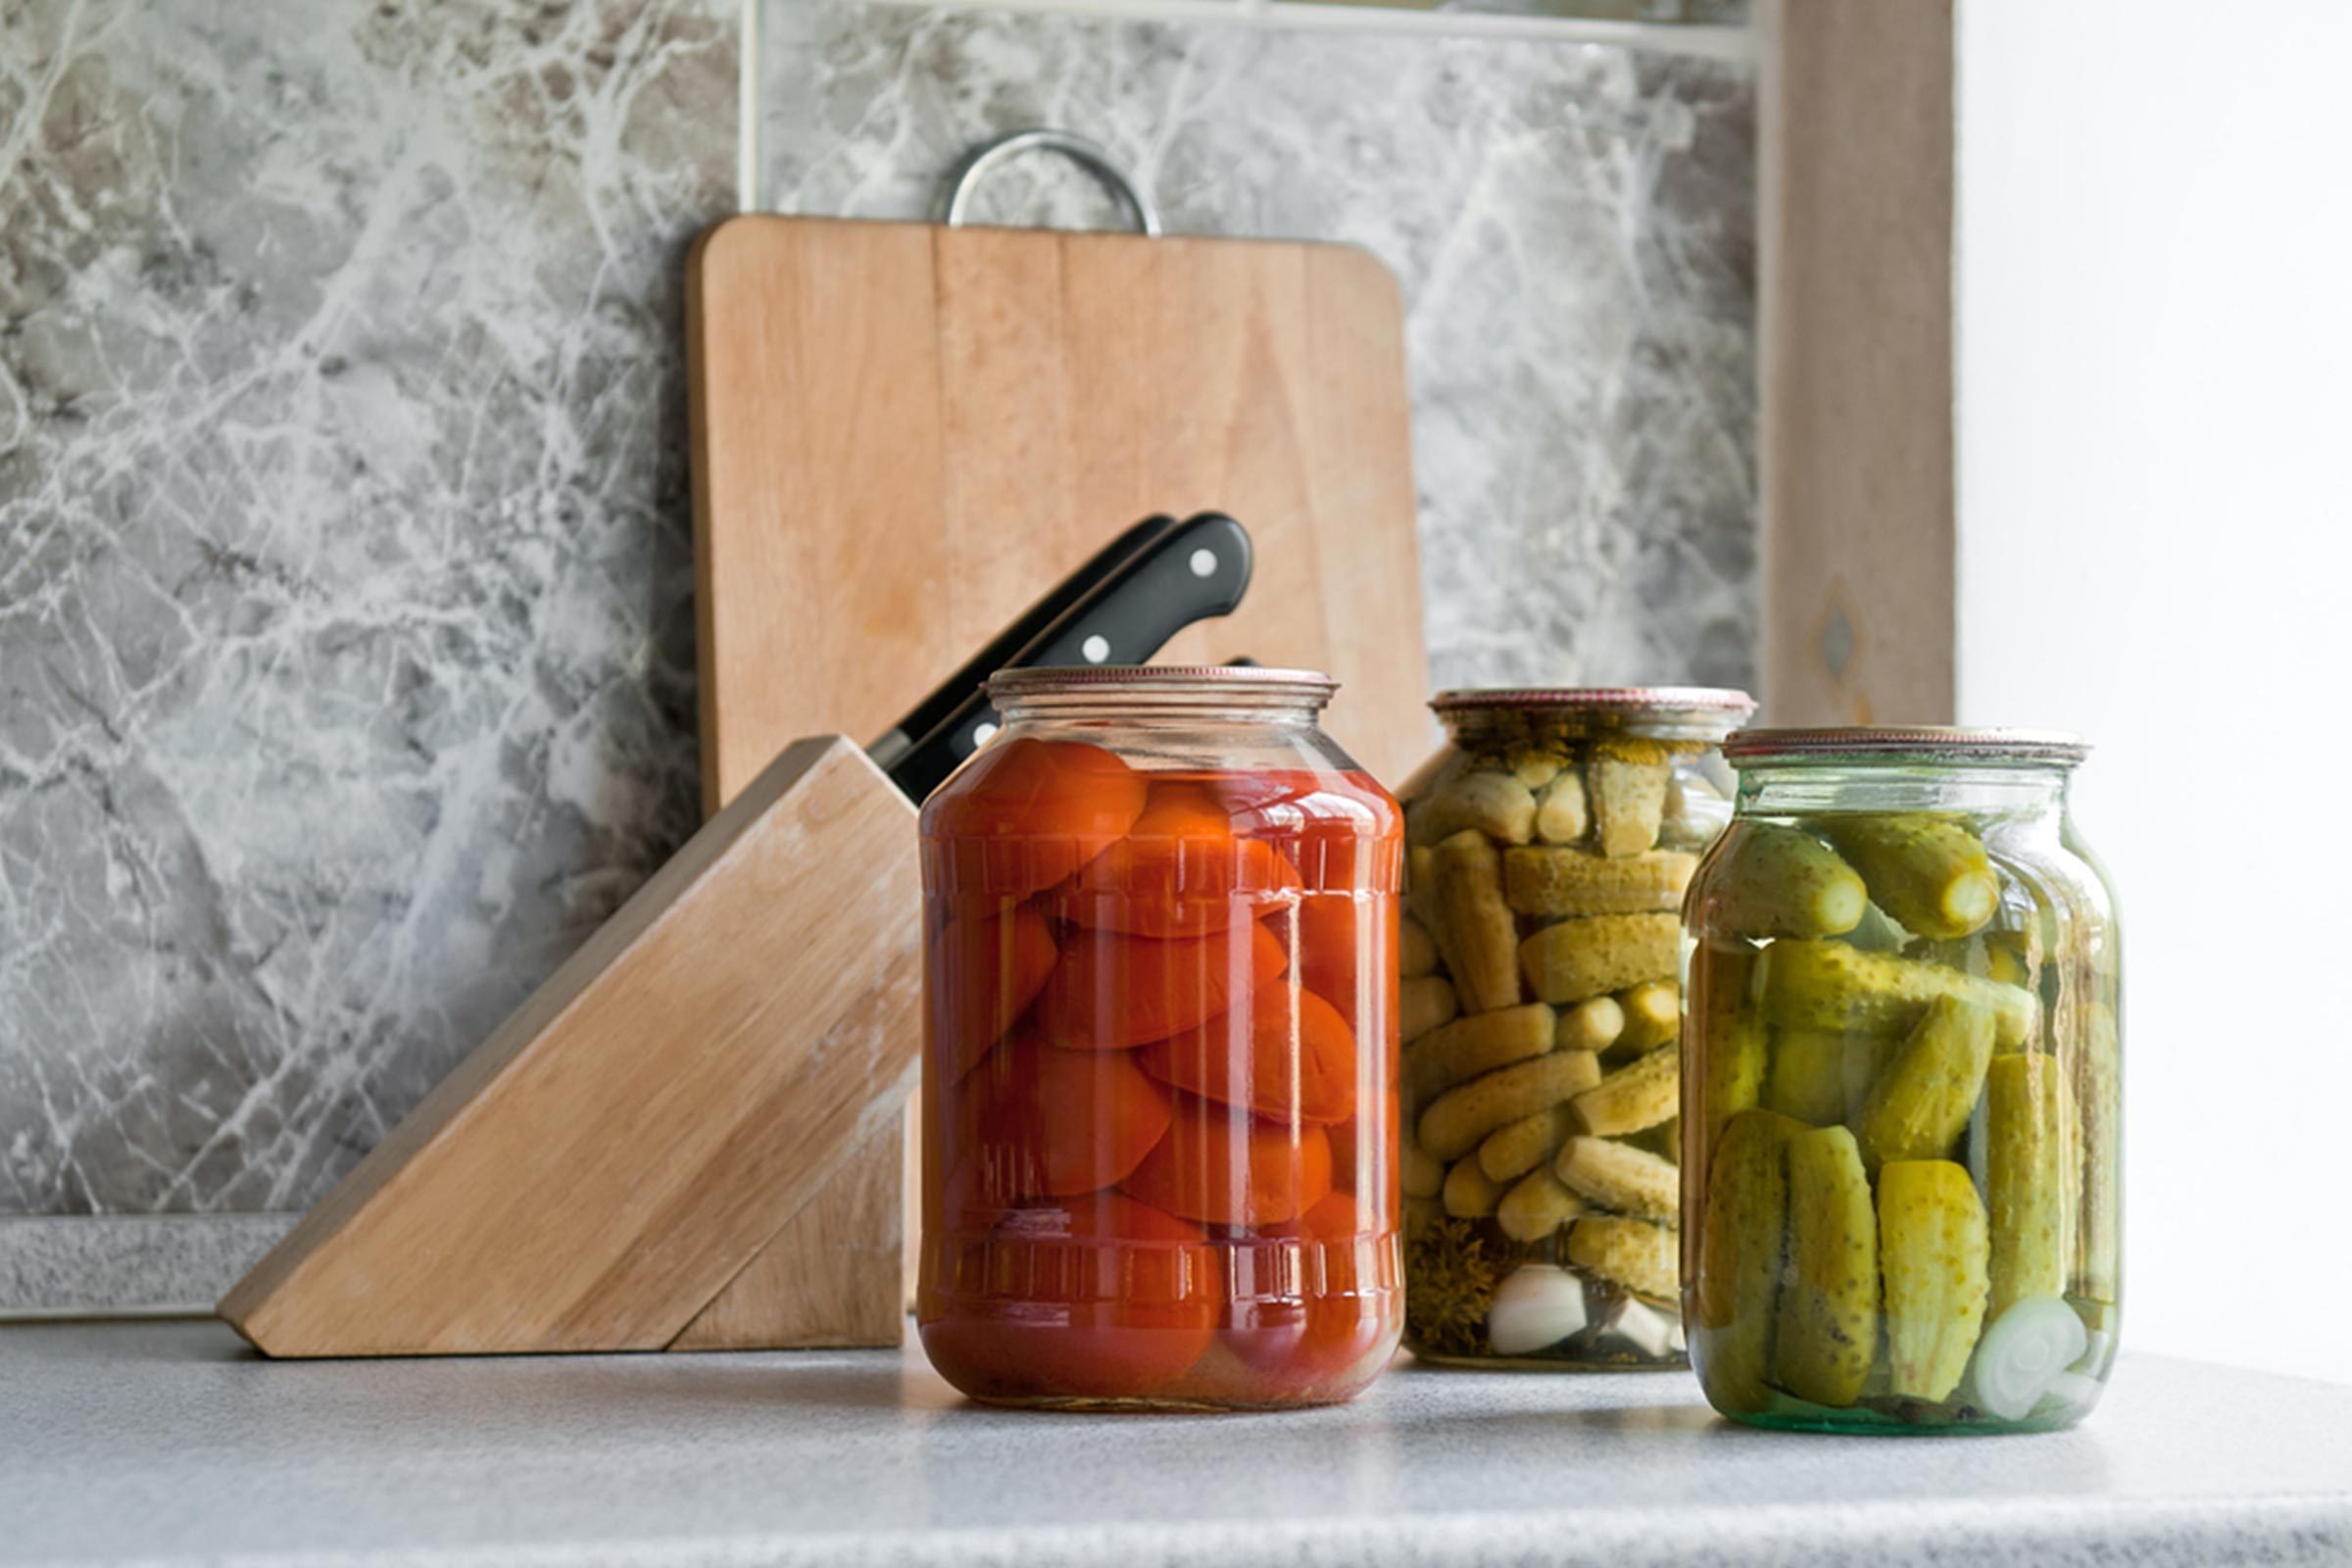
[{"xmin": 689, "ymin": 214, "xmax": 1430, "ymax": 802}]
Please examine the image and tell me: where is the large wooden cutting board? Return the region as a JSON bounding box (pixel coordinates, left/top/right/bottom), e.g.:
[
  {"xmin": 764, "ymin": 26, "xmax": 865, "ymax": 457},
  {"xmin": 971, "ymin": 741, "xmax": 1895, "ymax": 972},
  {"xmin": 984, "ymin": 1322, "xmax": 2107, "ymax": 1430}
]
[{"xmin": 684, "ymin": 214, "xmax": 1429, "ymax": 1343}]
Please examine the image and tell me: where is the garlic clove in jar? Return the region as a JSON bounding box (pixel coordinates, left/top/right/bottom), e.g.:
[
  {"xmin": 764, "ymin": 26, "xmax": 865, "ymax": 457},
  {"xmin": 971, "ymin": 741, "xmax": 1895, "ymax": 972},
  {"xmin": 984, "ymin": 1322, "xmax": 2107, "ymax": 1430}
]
[{"xmin": 1486, "ymin": 1263, "xmax": 1590, "ymax": 1356}]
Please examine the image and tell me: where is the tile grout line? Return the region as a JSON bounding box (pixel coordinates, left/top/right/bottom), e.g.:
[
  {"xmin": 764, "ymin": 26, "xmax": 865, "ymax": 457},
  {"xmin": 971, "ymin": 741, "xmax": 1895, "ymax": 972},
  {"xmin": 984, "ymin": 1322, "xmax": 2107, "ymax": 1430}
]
[
  {"xmin": 840, "ymin": 0, "xmax": 1756, "ymax": 60},
  {"xmin": 739, "ymin": 0, "xmax": 762, "ymax": 212}
]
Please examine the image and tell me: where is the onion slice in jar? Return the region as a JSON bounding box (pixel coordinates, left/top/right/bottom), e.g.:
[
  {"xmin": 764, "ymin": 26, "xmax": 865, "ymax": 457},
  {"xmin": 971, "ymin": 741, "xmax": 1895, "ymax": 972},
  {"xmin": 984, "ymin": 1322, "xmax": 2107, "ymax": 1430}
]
[{"xmin": 1969, "ymin": 1298, "xmax": 2089, "ymax": 1420}]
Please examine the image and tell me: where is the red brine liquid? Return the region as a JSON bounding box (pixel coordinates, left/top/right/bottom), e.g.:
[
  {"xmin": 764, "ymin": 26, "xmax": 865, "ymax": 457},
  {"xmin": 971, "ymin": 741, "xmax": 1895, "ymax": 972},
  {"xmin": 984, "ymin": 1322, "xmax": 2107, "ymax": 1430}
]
[{"xmin": 918, "ymin": 740, "xmax": 1402, "ymax": 1409}]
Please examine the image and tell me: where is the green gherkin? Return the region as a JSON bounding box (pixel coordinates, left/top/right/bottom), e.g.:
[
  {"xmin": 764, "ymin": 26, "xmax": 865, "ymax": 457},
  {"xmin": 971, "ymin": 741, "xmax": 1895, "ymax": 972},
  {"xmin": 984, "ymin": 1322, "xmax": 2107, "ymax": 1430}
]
[
  {"xmin": 1763, "ymin": 1027, "xmax": 1849, "ymax": 1125},
  {"xmin": 1985, "ymin": 1053, "xmax": 2078, "ymax": 1318},
  {"xmin": 1695, "ymin": 944, "xmax": 1768, "ymax": 1156},
  {"xmin": 1700, "ymin": 824, "xmax": 1868, "ymax": 939},
  {"xmin": 1878, "ymin": 1159, "xmax": 1990, "ymax": 1401},
  {"xmin": 1691, "ymin": 1108, "xmax": 1807, "ymax": 1414},
  {"xmin": 2075, "ymin": 1004, "xmax": 2122, "ymax": 1302},
  {"xmin": 1852, "ymin": 995, "xmax": 1997, "ymax": 1175},
  {"xmin": 1821, "ymin": 813, "xmax": 2001, "ymax": 940},
  {"xmin": 1761, "ymin": 939, "xmax": 2036, "ymax": 1051},
  {"xmin": 1775, "ymin": 1126, "xmax": 1880, "ymax": 1407}
]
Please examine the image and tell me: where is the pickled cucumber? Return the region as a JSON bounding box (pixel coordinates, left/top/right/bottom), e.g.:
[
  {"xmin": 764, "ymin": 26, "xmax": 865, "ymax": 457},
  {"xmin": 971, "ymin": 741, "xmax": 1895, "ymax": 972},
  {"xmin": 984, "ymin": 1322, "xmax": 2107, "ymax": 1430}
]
[
  {"xmin": 1589, "ymin": 739, "xmax": 1671, "ymax": 858},
  {"xmin": 1985, "ymin": 1053, "xmax": 2077, "ymax": 1317},
  {"xmin": 1496, "ymin": 1167, "xmax": 1587, "ymax": 1243},
  {"xmin": 1762, "ymin": 1027, "xmax": 1848, "ymax": 1126},
  {"xmin": 1774, "ymin": 1126, "xmax": 1879, "ymax": 1407},
  {"xmin": 1822, "ymin": 814, "xmax": 2000, "ymax": 941},
  {"xmin": 1693, "ymin": 1108, "xmax": 1807, "ymax": 1413},
  {"xmin": 1400, "ymin": 974, "xmax": 1459, "ymax": 1044},
  {"xmin": 1402, "ymin": 1138, "xmax": 1446, "ymax": 1200},
  {"xmin": 1479, "ymin": 1103, "xmax": 1578, "ymax": 1183},
  {"xmin": 1659, "ymin": 770, "xmax": 1730, "ymax": 852},
  {"xmin": 1840, "ymin": 1032, "xmax": 1897, "ymax": 1123},
  {"xmin": 1503, "ymin": 742, "xmax": 1568, "ymax": 790},
  {"xmin": 1557, "ymin": 994, "xmax": 1627, "ymax": 1054},
  {"xmin": 1878, "ymin": 1158, "xmax": 1989, "ymax": 1401},
  {"xmin": 1572, "ymin": 1047, "xmax": 1680, "ymax": 1137},
  {"xmin": 2075, "ymin": 1004, "xmax": 2121, "ymax": 1302},
  {"xmin": 1553, "ymin": 1136, "xmax": 1679, "ymax": 1219},
  {"xmin": 1519, "ymin": 912, "xmax": 1680, "ymax": 1005},
  {"xmin": 1421, "ymin": 1049, "xmax": 1603, "ymax": 1161},
  {"xmin": 1761, "ymin": 939, "xmax": 2036, "ymax": 1051},
  {"xmin": 1444, "ymin": 1155, "xmax": 1506, "ymax": 1218},
  {"xmin": 1400, "ymin": 916, "xmax": 1440, "ymax": 979},
  {"xmin": 1403, "ymin": 1003, "xmax": 1554, "ymax": 1103},
  {"xmin": 1432, "ymin": 829, "xmax": 1524, "ymax": 1013},
  {"xmin": 1696, "ymin": 943, "xmax": 1768, "ymax": 1155},
  {"xmin": 1701, "ymin": 825, "xmax": 1866, "ymax": 939},
  {"xmin": 1535, "ymin": 769, "xmax": 1590, "ymax": 845},
  {"xmin": 1566, "ymin": 1216, "xmax": 1678, "ymax": 1302},
  {"xmin": 1503, "ymin": 847, "xmax": 1699, "ymax": 918},
  {"xmin": 1413, "ymin": 770, "xmax": 1537, "ymax": 847},
  {"xmin": 1852, "ymin": 995, "xmax": 1997, "ymax": 1174},
  {"xmin": 1616, "ymin": 979, "xmax": 1681, "ymax": 1052}
]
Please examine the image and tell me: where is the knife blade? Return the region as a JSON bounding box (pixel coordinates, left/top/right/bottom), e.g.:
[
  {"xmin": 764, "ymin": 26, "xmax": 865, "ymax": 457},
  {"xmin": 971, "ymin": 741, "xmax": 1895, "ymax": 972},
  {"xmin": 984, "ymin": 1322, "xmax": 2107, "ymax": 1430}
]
[{"xmin": 874, "ymin": 512, "xmax": 1254, "ymax": 803}]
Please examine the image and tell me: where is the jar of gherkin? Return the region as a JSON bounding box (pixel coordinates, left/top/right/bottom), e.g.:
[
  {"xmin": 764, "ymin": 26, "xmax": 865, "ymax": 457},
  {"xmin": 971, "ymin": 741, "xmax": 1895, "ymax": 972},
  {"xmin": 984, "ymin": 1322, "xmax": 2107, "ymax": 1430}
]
[
  {"xmin": 1683, "ymin": 728, "xmax": 2120, "ymax": 1433},
  {"xmin": 1397, "ymin": 687, "xmax": 1754, "ymax": 1368}
]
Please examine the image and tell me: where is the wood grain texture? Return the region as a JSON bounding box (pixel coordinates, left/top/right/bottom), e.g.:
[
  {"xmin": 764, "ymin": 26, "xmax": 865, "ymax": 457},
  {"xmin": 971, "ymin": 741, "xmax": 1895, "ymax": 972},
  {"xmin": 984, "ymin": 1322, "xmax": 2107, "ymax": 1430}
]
[
  {"xmin": 691, "ymin": 215, "xmax": 1428, "ymax": 799},
  {"xmin": 218, "ymin": 738, "xmax": 921, "ymax": 1357},
  {"xmin": 1760, "ymin": 0, "xmax": 1956, "ymax": 724},
  {"xmin": 668, "ymin": 1119, "xmax": 907, "ymax": 1351}
]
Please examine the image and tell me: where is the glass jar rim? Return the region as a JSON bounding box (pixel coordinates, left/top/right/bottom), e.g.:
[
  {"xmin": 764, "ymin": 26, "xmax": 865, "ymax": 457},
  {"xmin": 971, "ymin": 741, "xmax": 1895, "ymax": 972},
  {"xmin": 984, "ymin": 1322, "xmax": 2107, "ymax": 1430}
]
[
  {"xmin": 987, "ymin": 664, "xmax": 1338, "ymax": 704},
  {"xmin": 1430, "ymin": 685, "xmax": 1756, "ymax": 717},
  {"xmin": 1724, "ymin": 725, "xmax": 2090, "ymax": 766}
]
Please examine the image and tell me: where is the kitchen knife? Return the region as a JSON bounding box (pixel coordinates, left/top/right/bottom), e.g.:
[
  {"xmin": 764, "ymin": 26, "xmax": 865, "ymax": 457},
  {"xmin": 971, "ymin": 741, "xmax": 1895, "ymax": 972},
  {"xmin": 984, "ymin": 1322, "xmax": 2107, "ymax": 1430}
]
[
  {"xmin": 875, "ymin": 512, "xmax": 1254, "ymax": 803},
  {"xmin": 865, "ymin": 514, "xmax": 1178, "ymax": 776}
]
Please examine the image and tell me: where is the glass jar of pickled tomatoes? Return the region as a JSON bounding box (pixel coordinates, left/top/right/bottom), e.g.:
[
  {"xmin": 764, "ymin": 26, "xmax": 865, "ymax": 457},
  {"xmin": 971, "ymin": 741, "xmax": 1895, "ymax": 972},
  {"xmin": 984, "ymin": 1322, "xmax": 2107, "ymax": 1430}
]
[{"xmin": 916, "ymin": 666, "xmax": 1403, "ymax": 1410}]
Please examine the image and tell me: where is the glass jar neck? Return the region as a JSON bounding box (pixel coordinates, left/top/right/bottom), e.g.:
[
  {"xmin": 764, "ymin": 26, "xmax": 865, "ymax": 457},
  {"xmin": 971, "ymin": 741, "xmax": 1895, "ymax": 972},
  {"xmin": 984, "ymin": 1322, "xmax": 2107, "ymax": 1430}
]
[
  {"xmin": 1734, "ymin": 760, "xmax": 2073, "ymax": 816},
  {"xmin": 996, "ymin": 689, "xmax": 1329, "ymax": 730},
  {"xmin": 1441, "ymin": 708, "xmax": 1737, "ymax": 749}
]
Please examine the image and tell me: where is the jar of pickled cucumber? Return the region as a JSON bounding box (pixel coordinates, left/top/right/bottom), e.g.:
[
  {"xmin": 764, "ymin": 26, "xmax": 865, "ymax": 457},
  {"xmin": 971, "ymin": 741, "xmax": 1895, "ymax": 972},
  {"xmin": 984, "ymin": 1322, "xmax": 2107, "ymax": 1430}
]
[
  {"xmin": 916, "ymin": 666, "xmax": 1403, "ymax": 1410},
  {"xmin": 1683, "ymin": 728, "xmax": 2121, "ymax": 1433},
  {"xmin": 1396, "ymin": 687, "xmax": 1754, "ymax": 1368}
]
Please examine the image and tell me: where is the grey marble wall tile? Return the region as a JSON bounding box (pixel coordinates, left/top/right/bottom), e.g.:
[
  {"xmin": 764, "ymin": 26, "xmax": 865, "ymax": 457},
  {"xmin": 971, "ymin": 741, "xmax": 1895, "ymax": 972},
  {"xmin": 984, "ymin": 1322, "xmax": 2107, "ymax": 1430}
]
[
  {"xmin": 760, "ymin": 1, "xmax": 1756, "ymax": 697},
  {"xmin": 0, "ymin": 0, "xmax": 734, "ymax": 1223}
]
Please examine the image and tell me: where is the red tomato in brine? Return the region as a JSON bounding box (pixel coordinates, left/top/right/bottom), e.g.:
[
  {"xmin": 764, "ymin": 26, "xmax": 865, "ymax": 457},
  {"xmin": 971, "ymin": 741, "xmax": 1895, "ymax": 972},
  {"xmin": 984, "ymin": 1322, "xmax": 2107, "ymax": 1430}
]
[
  {"xmin": 929, "ymin": 903, "xmax": 1058, "ymax": 1080},
  {"xmin": 921, "ymin": 738, "xmax": 1149, "ymax": 897},
  {"xmin": 1034, "ymin": 919, "xmax": 1288, "ymax": 1052},
  {"xmin": 1134, "ymin": 983, "xmax": 1358, "ymax": 1125},
  {"xmin": 953, "ymin": 1033, "xmax": 1173, "ymax": 1205},
  {"xmin": 918, "ymin": 1193, "xmax": 1218, "ymax": 1403},
  {"xmin": 1118, "ymin": 1096, "xmax": 1333, "ymax": 1228},
  {"xmin": 1222, "ymin": 1192, "xmax": 1399, "ymax": 1398},
  {"xmin": 1050, "ymin": 782, "xmax": 1300, "ymax": 939}
]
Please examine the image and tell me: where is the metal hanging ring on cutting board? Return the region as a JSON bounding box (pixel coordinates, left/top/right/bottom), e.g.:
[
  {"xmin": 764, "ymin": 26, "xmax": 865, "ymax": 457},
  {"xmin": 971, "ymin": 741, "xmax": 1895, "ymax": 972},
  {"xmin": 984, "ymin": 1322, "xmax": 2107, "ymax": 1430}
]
[{"xmin": 939, "ymin": 128, "xmax": 1163, "ymax": 237}]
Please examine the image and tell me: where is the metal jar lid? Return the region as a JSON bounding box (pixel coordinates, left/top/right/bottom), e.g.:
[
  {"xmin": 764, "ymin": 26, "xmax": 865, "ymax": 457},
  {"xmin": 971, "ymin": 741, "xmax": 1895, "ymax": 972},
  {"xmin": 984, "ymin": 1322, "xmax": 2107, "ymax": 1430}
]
[
  {"xmin": 988, "ymin": 664, "xmax": 1338, "ymax": 699},
  {"xmin": 1723, "ymin": 726, "xmax": 2090, "ymax": 765},
  {"xmin": 1430, "ymin": 685, "xmax": 1756, "ymax": 716},
  {"xmin": 1430, "ymin": 686, "xmax": 1756, "ymax": 742}
]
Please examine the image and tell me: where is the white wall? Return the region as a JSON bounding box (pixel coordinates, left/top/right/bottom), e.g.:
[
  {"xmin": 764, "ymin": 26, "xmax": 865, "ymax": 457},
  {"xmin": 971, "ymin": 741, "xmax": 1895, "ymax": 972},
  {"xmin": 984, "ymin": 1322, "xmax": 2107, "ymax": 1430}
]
[{"xmin": 1957, "ymin": 0, "xmax": 2352, "ymax": 1383}]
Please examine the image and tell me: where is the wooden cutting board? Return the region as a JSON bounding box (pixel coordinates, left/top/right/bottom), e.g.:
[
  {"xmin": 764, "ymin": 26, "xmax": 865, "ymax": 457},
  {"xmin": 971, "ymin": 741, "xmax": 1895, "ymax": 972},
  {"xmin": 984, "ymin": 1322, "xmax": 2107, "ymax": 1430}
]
[{"xmin": 685, "ymin": 214, "xmax": 1430, "ymax": 1342}]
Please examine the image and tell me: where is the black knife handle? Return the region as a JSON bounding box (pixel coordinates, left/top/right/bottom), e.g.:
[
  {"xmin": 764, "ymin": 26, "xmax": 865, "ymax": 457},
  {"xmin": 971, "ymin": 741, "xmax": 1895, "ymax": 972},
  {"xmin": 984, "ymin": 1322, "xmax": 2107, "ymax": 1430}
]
[
  {"xmin": 886, "ymin": 513, "xmax": 1253, "ymax": 802},
  {"xmin": 867, "ymin": 514, "xmax": 1178, "ymax": 772}
]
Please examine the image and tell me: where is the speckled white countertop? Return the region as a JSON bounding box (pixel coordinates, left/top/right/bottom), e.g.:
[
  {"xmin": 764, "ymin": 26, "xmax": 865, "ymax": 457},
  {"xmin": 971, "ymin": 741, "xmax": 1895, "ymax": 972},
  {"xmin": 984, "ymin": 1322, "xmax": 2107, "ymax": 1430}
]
[{"xmin": 6, "ymin": 1320, "xmax": 2348, "ymax": 1568}]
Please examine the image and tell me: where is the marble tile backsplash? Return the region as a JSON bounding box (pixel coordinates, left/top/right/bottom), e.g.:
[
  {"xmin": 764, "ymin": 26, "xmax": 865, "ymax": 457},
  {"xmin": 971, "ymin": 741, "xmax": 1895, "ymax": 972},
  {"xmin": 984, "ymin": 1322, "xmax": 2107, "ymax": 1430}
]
[
  {"xmin": 0, "ymin": 0, "xmax": 733, "ymax": 1244},
  {"xmin": 0, "ymin": 0, "xmax": 1753, "ymax": 1307},
  {"xmin": 762, "ymin": 1, "xmax": 1757, "ymax": 695}
]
